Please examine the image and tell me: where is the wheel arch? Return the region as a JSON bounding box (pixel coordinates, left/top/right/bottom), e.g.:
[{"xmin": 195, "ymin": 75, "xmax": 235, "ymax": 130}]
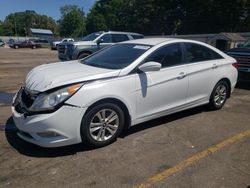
[
  {"xmin": 77, "ymin": 50, "xmax": 92, "ymax": 59},
  {"xmin": 220, "ymin": 78, "xmax": 231, "ymax": 98},
  {"xmin": 212, "ymin": 78, "xmax": 231, "ymax": 98},
  {"xmin": 83, "ymin": 98, "xmax": 131, "ymax": 132}
]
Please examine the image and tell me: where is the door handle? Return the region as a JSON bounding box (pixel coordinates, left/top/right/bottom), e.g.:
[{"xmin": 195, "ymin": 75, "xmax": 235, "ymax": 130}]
[
  {"xmin": 177, "ymin": 72, "xmax": 186, "ymax": 79},
  {"xmin": 212, "ymin": 64, "xmax": 218, "ymax": 69}
]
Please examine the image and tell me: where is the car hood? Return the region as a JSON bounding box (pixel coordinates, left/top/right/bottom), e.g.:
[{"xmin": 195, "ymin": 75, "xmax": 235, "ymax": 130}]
[
  {"xmin": 227, "ymin": 47, "xmax": 250, "ymax": 53},
  {"xmin": 73, "ymin": 41, "xmax": 96, "ymax": 46},
  {"xmin": 25, "ymin": 60, "xmax": 120, "ymax": 92}
]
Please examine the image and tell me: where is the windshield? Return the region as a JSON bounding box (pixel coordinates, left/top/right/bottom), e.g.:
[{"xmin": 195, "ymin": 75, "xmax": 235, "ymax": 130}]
[
  {"xmin": 82, "ymin": 32, "xmax": 103, "ymax": 41},
  {"xmin": 82, "ymin": 44, "xmax": 152, "ymax": 69}
]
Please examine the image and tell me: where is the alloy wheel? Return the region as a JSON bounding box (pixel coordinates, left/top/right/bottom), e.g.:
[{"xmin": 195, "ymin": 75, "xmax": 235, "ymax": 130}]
[
  {"xmin": 89, "ymin": 109, "xmax": 119, "ymax": 142},
  {"xmin": 214, "ymin": 84, "xmax": 227, "ymax": 106}
]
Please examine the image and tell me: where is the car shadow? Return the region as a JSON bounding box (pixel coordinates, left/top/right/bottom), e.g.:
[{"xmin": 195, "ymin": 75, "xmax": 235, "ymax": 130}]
[
  {"xmin": 5, "ymin": 105, "xmax": 208, "ymax": 158},
  {"xmin": 5, "ymin": 117, "xmax": 93, "ymax": 158},
  {"xmin": 122, "ymin": 105, "xmax": 208, "ymax": 137}
]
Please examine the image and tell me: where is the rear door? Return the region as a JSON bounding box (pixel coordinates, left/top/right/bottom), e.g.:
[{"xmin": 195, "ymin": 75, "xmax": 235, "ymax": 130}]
[
  {"xmin": 22, "ymin": 41, "xmax": 29, "ymax": 48},
  {"xmin": 183, "ymin": 42, "xmax": 225, "ymax": 104}
]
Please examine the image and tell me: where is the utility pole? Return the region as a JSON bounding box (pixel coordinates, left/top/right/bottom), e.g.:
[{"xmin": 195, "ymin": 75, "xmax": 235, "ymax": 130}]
[
  {"xmin": 14, "ymin": 13, "xmax": 18, "ymax": 40},
  {"xmin": 81, "ymin": 7, "xmax": 84, "ymax": 39}
]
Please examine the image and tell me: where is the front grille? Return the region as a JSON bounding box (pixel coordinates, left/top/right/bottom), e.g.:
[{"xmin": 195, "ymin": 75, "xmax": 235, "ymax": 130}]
[
  {"xmin": 15, "ymin": 103, "xmax": 24, "ymax": 114},
  {"xmin": 21, "ymin": 89, "xmax": 37, "ymax": 108},
  {"xmin": 14, "ymin": 88, "xmax": 38, "ymax": 114},
  {"xmin": 58, "ymin": 44, "xmax": 66, "ymax": 54},
  {"xmin": 228, "ymin": 52, "xmax": 250, "ymax": 70}
]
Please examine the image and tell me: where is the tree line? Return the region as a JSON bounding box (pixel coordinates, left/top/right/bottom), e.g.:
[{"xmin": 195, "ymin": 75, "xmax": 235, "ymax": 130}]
[{"xmin": 0, "ymin": 0, "xmax": 250, "ymax": 38}]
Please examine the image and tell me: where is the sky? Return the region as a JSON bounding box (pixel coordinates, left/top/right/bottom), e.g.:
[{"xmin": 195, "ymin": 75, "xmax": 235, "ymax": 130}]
[{"xmin": 0, "ymin": 0, "xmax": 97, "ymax": 21}]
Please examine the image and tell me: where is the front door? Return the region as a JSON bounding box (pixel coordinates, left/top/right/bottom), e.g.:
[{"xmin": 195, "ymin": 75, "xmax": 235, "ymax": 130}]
[
  {"xmin": 135, "ymin": 43, "xmax": 188, "ymax": 121},
  {"xmin": 98, "ymin": 34, "xmax": 114, "ymax": 49}
]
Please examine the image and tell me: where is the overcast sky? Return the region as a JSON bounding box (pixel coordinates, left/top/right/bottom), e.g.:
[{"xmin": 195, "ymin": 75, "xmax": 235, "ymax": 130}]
[{"xmin": 0, "ymin": 0, "xmax": 97, "ymax": 21}]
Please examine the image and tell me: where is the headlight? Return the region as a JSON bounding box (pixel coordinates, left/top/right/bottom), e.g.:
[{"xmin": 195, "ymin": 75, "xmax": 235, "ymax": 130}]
[{"xmin": 29, "ymin": 83, "xmax": 82, "ymax": 112}]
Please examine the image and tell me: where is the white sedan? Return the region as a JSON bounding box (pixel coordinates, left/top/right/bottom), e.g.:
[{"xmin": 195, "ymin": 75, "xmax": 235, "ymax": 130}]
[{"xmin": 12, "ymin": 38, "xmax": 238, "ymax": 147}]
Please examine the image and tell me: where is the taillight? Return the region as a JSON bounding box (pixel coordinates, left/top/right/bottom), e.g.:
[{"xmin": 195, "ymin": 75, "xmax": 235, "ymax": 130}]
[{"xmin": 232, "ymin": 61, "xmax": 238, "ymax": 69}]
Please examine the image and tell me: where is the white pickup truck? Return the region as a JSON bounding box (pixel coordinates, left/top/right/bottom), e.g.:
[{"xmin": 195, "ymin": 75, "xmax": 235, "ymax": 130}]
[{"xmin": 50, "ymin": 38, "xmax": 74, "ymax": 50}]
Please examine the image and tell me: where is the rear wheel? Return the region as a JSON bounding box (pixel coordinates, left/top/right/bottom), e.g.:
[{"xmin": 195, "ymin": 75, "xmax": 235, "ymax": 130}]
[
  {"xmin": 81, "ymin": 103, "xmax": 125, "ymax": 147},
  {"xmin": 14, "ymin": 45, "xmax": 18, "ymax": 49},
  {"xmin": 208, "ymin": 80, "xmax": 229, "ymax": 110}
]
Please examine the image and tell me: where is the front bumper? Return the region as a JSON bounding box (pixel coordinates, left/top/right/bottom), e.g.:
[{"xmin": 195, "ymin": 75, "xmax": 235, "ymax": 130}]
[
  {"xmin": 58, "ymin": 53, "xmax": 73, "ymax": 61},
  {"xmin": 12, "ymin": 102, "xmax": 87, "ymax": 147},
  {"xmin": 238, "ymin": 71, "xmax": 250, "ymax": 82}
]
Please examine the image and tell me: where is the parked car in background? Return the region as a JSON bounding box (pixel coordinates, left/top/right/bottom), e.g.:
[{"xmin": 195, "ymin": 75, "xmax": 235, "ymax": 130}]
[
  {"xmin": 7, "ymin": 38, "xmax": 15, "ymax": 46},
  {"xmin": 32, "ymin": 39, "xmax": 49, "ymax": 44},
  {"xmin": 9, "ymin": 40, "xmax": 41, "ymax": 49},
  {"xmin": 12, "ymin": 38, "xmax": 237, "ymax": 148},
  {"xmin": 58, "ymin": 31, "xmax": 144, "ymax": 61},
  {"xmin": 50, "ymin": 38, "xmax": 74, "ymax": 50},
  {"xmin": 227, "ymin": 39, "xmax": 250, "ymax": 81},
  {"xmin": 0, "ymin": 39, "xmax": 5, "ymax": 47}
]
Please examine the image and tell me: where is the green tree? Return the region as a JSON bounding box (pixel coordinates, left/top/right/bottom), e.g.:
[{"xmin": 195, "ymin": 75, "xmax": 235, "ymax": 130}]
[
  {"xmin": 0, "ymin": 21, "xmax": 4, "ymax": 35},
  {"xmin": 1, "ymin": 10, "xmax": 56, "ymax": 36},
  {"xmin": 58, "ymin": 5, "xmax": 86, "ymax": 38},
  {"xmin": 86, "ymin": 0, "xmax": 250, "ymax": 35}
]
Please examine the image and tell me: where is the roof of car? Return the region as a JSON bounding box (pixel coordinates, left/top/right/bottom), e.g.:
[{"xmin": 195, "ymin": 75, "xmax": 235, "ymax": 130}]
[
  {"xmin": 106, "ymin": 31, "xmax": 143, "ymax": 35},
  {"xmin": 122, "ymin": 38, "xmax": 180, "ymax": 46}
]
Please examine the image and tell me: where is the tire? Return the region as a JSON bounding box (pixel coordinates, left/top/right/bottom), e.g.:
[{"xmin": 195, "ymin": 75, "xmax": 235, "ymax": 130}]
[
  {"xmin": 81, "ymin": 103, "xmax": 125, "ymax": 147},
  {"xmin": 14, "ymin": 45, "xmax": 18, "ymax": 49},
  {"xmin": 32, "ymin": 45, "xmax": 36, "ymax": 49},
  {"xmin": 208, "ymin": 80, "xmax": 229, "ymax": 110},
  {"xmin": 78, "ymin": 52, "xmax": 91, "ymax": 59}
]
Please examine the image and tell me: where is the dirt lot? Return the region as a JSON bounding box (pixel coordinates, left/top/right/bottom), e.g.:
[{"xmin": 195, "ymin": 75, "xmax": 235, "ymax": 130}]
[{"xmin": 0, "ymin": 47, "xmax": 250, "ymax": 188}]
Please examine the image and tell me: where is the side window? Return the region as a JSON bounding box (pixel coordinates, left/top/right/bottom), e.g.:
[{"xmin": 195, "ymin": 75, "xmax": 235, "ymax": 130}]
[
  {"xmin": 111, "ymin": 34, "xmax": 129, "ymax": 42},
  {"xmin": 99, "ymin": 34, "xmax": 112, "ymax": 43},
  {"xmin": 132, "ymin": 35, "xmax": 143, "ymax": 39},
  {"xmin": 145, "ymin": 43, "xmax": 183, "ymax": 68},
  {"xmin": 184, "ymin": 43, "xmax": 223, "ymax": 63},
  {"xmin": 210, "ymin": 49, "xmax": 224, "ymax": 59}
]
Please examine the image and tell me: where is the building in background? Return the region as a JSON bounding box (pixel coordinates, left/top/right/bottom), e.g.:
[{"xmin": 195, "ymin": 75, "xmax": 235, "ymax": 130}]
[
  {"xmin": 209, "ymin": 33, "xmax": 246, "ymax": 51},
  {"xmin": 147, "ymin": 32, "xmax": 250, "ymax": 51},
  {"xmin": 30, "ymin": 28, "xmax": 53, "ymax": 40}
]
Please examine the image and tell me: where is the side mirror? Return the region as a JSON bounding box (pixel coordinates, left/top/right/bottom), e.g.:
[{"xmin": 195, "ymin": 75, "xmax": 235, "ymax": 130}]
[
  {"xmin": 96, "ymin": 38, "xmax": 104, "ymax": 45},
  {"xmin": 138, "ymin": 61, "xmax": 162, "ymax": 72}
]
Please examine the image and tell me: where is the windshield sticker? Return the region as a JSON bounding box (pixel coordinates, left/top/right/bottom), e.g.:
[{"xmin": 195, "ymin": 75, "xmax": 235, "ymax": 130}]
[{"xmin": 133, "ymin": 45, "xmax": 150, "ymax": 50}]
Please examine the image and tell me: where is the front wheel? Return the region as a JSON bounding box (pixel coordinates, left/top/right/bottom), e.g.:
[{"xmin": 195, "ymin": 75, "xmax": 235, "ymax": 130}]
[
  {"xmin": 81, "ymin": 103, "xmax": 125, "ymax": 147},
  {"xmin": 208, "ymin": 80, "xmax": 229, "ymax": 110},
  {"xmin": 78, "ymin": 52, "xmax": 90, "ymax": 59}
]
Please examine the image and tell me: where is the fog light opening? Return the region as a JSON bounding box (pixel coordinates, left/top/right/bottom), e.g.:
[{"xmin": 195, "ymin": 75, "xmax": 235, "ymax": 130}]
[{"xmin": 37, "ymin": 131, "xmax": 61, "ymax": 138}]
